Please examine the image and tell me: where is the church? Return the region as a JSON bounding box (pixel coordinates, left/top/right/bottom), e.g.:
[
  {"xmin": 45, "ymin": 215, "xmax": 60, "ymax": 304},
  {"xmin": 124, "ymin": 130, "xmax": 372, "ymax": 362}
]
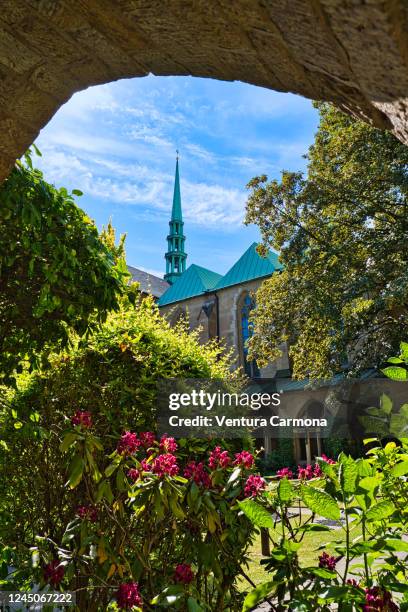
[
  {"xmin": 130, "ymin": 159, "xmax": 341, "ymax": 467},
  {"xmin": 157, "ymin": 157, "xmax": 289, "ymax": 381}
]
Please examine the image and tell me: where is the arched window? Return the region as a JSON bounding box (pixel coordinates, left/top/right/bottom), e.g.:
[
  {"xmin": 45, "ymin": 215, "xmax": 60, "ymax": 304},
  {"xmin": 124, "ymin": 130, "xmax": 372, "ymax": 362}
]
[{"xmin": 240, "ymin": 293, "xmax": 259, "ymax": 378}]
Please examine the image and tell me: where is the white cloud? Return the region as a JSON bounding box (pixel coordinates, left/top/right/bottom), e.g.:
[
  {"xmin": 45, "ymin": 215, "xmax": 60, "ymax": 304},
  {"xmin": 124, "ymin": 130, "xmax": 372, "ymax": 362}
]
[{"xmin": 35, "ymin": 75, "xmax": 317, "ymax": 235}]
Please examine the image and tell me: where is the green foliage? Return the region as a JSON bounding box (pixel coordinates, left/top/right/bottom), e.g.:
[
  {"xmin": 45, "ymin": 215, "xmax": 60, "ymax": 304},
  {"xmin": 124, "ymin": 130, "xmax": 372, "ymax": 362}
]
[
  {"xmin": 245, "ymin": 104, "xmax": 408, "ymax": 378},
  {"xmin": 242, "ymin": 448, "xmax": 408, "ymax": 610},
  {"xmin": 0, "ymin": 299, "xmax": 254, "ymax": 609},
  {"xmin": 382, "ymin": 341, "xmax": 408, "ymax": 381},
  {"xmin": 0, "ymin": 150, "xmax": 128, "ymax": 383}
]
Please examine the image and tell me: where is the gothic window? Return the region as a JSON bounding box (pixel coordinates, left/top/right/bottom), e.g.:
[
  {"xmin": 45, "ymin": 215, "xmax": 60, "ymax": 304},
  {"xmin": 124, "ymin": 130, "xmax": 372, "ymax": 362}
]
[{"xmin": 239, "ymin": 293, "xmax": 260, "ymax": 378}]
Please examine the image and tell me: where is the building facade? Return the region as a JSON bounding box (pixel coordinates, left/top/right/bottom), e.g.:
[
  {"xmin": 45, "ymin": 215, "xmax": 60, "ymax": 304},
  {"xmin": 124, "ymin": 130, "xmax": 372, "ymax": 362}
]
[{"xmin": 156, "ymin": 160, "xmax": 336, "ymax": 467}]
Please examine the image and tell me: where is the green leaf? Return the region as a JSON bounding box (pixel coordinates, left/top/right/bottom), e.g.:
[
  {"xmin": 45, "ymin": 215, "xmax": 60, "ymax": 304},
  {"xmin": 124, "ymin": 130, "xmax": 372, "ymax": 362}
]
[
  {"xmin": 380, "ymin": 393, "xmax": 392, "ymax": 415},
  {"xmin": 384, "ymin": 539, "xmax": 408, "ymax": 552},
  {"xmin": 72, "ymin": 189, "xmax": 83, "ymax": 197},
  {"xmin": 400, "ymin": 341, "xmax": 408, "ymax": 361},
  {"xmin": 381, "ymin": 366, "xmax": 408, "ymax": 381},
  {"xmin": 68, "ymin": 455, "xmax": 84, "ymax": 489},
  {"xmin": 390, "ymin": 460, "xmax": 408, "ymax": 477},
  {"xmin": 238, "ymin": 500, "xmax": 274, "ymax": 528},
  {"xmin": 242, "ymin": 581, "xmax": 277, "ymax": 612},
  {"xmin": 187, "ymin": 597, "xmax": 204, "ymax": 612},
  {"xmin": 339, "ymin": 455, "xmax": 358, "ymax": 494},
  {"xmin": 278, "ymin": 477, "xmax": 294, "ymax": 504},
  {"xmin": 365, "ymin": 500, "xmax": 395, "ymax": 522},
  {"xmin": 60, "ymin": 432, "xmax": 78, "ymax": 453},
  {"xmin": 306, "ymin": 567, "xmax": 337, "ymax": 579},
  {"xmin": 358, "ymin": 476, "xmax": 380, "ymax": 491},
  {"xmin": 387, "ymin": 356, "xmax": 404, "ymax": 364},
  {"xmin": 301, "ymin": 486, "xmax": 340, "ymax": 520}
]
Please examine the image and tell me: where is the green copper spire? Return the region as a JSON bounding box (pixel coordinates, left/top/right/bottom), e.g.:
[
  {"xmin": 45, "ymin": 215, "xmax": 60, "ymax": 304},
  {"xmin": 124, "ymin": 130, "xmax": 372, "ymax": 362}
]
[
  {"xmin": 171, "ymin": 156, "xmax": 182, "ymax": 221},
  {"xmin": 164, "ymin": 154, "xmax": 187, "ymax": 284}
]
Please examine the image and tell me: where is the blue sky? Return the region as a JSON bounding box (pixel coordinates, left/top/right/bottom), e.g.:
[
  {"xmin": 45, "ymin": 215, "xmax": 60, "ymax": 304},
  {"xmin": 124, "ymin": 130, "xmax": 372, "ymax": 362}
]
[{"xmin": 35, "ymin": 75, "xmax": 319, "ymax": 278}]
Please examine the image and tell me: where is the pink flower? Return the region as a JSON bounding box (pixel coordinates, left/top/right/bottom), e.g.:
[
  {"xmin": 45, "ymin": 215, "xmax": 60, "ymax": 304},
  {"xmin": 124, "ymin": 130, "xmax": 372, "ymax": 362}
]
[
  {"xmin": 297, "ymin": 464, "xmax": 314, "ymax": 480},
  {"xmin": 141, "ymin": 459, "xmax": 152, "ymax": 472},
  {"xmin": 128, "ymin": 468, "xmax": 140, "ymax": 482},
  {"xmin": 174, "ymin": 563, "xmax": 194, "ymax": 584},
  {"xmin": 117, "ymin": 431, "xmax": 141, "ymax": 455},
  {"xmin": 184, "ymin": 461, "xmax": 211, "ymax": 488},
  {"xmin": 276, "ymin": 467, "xmax": 294, "ymax": 479},
  {"xmin": 76, "ymin": 505, "xmax": 98, "ymax": 522},
  {"xmin": 160, "ymin": 434, "xmax": 178, "ymax": 453},
  {"xmin": 244, "ymin": 474, "xmax": 266, "ymax": 497},
  {"xmin": 116, "ymin": 582, "xmax": 142, "ymax": 610},
  {"xmin": 209, "ymin": 446, "xmax": 231, "ymax": 469},
  {"xmin": 139, "ymin": 431, "xmax": 156, "ymax": 448},
  {"xmin": 153, "ymin": 453, "xmax": 179, "ymax": 477},
  {"xmin": 71, "ymin": 410, "xmax": 92, "ymax": 429},
  {"xmin": 313, "ymin": 464, "xmax": 323, "ymax": 477},
  {"xmin": 318, "ymin": 551, "xmax": 337, "ymax": 571},
  {"xmin": 43, "ymin": 559, "xmax": 64, "ymax": 586},
  {"xmin": 321, "ymin": 453, "xmax": 336, "ymax": 465},
  {"xmin": 363, "ymin": 586, "xmax": 398, "ymax": 612},
  {"xmin": 234, "ymin": 450, "xmax": 255, "ymax": 469}
]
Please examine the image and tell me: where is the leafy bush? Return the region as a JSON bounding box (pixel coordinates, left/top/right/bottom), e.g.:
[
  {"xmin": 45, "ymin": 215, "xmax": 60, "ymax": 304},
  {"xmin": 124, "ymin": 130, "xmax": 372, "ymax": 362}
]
[
  {"xmin": 0, "ymin": 299, "xmax": 261, "ymax": 609},
  {"xmin": 241, "ymin": 448, "xmax": 408, "ymax": 611},
  {"xmin": 0, "ymin": 150, "xmax": 128, "ymax": 383}
]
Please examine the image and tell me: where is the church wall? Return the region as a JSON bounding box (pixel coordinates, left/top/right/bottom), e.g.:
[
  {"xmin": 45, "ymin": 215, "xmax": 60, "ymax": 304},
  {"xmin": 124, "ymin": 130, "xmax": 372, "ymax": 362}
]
[{"xmin": 159, "ymin": 276, "xmax": 290, "ymax": 376}]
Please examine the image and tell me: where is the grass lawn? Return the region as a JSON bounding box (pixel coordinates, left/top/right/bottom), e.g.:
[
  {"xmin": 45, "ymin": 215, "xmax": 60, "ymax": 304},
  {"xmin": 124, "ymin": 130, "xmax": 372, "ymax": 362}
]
[{"xmin": 240, "ymin": 517, "xmax": 362, "ymax": 590}]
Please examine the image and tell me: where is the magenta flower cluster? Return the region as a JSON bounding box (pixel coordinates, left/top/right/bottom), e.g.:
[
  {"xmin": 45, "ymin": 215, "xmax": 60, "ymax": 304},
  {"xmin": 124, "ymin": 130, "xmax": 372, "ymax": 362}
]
[
  {"xmin": 234, "ymin": 450, "xmax": 255, "ymax": 469},
  {"xmin": 71, "ymin": 410, "xmax": 92, "ymax": 429},
  {"xmin": 76, "ymin": 504, "xmax": 98, "ymax": 522},
  {"xmin": 116, "ymin": 582, "xmax": 142, "ymax": 610},
  {"xmin": 244, "ymin": 474, "xmax": 266, "ymax": 498},
  {"xmin": 209, "ymin": 446, "xmax": 231, "ymax": 469},
  {"xmin": 184, "ymin": 461, "xmax": 211, "ymax": 488},
  {"xmin": 363, "ymin": 586, "xmax": 399, "ymax": 612},
  {"xmin": 127, "ymin": 467, "xmax": 140, "ymax": 482},
  {"xmin": 43, "ymin": 559, "xmax": 65, "ymax": 586},
  {"xmin": 159, "ymin": 434, "xmax": 178, "ymax": 453},
  {"xmin": 174, "ymin": 563, "xmax": 194, "ymax": 584},
  {"xmin": 153, "ymin": 453, "xmax": 179, "ymax": 477},
  {"xmin": 117, "ymin": 431, "xmax": 141, "ymax": 455},
  {"xmin": 345, "ymin": 582, "xmax": 398, "ymax": 611},
  {"xmin": 318, "ymin": 551, "xmax": 337, "ymax": 571},
  {"xmin": 276, "ymin": 467, "xmax": 294, "ymax": 479},
  {"xmin": 276, "ymin": 455, "xmax": 335, "ymax": 480}
]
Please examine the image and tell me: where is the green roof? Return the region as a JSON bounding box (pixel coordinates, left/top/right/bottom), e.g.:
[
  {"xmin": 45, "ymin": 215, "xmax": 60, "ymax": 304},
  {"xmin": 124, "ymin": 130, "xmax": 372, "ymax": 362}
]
[
  {"xmin": 171, "ymin": 158, "xmax": 182, "ymax": 221},
  {"xmin": 215, "ymin": 242, "xmax": 282, "ymax": 290},
  {"xmin": 158, "ymin": 264, "xmax": 222, "ymax": 306}
]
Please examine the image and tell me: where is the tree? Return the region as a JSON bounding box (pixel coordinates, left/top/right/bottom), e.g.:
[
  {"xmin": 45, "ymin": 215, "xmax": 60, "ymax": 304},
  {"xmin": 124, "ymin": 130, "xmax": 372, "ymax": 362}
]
[
  {"xmin": 245, "ymin": 103, "xmax": 408, "ymax": 379},
  {"xmin": 0, "ymin": 151, "xmax": 128, "ymax": 382}
]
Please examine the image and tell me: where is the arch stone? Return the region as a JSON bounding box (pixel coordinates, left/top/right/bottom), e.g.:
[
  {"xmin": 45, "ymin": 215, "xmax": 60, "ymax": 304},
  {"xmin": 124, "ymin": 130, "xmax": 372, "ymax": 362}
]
[{"xmin": 1, "ymin": 1, "xmax": 408, "ymax": 180}]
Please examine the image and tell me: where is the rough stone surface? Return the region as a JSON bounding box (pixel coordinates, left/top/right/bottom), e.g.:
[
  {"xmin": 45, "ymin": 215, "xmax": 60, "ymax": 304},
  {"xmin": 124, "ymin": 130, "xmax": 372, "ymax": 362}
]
[{"xmin": 0, "ymin": 1, "xmax": 408, "ymax": 180}]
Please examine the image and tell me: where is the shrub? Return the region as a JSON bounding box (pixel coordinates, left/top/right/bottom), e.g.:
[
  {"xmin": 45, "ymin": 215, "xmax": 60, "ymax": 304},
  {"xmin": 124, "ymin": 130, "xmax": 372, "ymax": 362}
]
[{"xmin": 0, "ymin": 299, "xmax": 260, "ymax": 609}]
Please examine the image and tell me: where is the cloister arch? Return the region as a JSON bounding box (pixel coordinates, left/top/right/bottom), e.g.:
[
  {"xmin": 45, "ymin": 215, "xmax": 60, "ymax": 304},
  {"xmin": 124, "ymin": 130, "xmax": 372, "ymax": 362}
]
[{"xmin": 0, "ymin": 1, "xmax": 408, "ymax": 182}]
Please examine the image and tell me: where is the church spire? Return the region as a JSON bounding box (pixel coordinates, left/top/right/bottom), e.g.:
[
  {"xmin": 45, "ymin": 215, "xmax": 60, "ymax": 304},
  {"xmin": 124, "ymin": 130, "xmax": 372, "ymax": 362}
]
[{"xmin": 164, "ymin": 154, "xmax": 187, "ymax": 284}]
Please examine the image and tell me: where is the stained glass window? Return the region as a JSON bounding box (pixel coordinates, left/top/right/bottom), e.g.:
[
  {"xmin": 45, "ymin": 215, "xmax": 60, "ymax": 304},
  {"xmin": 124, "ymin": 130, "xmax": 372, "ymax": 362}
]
[{"xmin": 240, "ymin": 294, "xmax": 259, "ymax": 378}]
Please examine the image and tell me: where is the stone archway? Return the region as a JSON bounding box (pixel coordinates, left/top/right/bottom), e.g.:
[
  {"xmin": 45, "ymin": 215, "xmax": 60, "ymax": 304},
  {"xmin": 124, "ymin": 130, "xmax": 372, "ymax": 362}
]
[{"xmin": 1, "ymin": 1, "xmax": 408, "ymax": 181}]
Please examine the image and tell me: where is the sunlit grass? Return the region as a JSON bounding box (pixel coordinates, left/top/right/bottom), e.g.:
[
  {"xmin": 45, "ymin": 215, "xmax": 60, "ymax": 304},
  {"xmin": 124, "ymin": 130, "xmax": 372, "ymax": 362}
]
[{"xmin": 239, "ymin": 518, "xmax": 363, "ymax": 590}]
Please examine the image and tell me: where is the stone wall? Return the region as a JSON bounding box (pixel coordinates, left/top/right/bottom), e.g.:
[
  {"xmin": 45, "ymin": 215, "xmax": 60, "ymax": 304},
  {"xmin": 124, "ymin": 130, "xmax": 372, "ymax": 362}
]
[
  {"xmin": 160, "ymin": 277, "xmax": 290, "ymax": 376},
  {"xmin": 1, "ymin": 1, "xmax": 408, "ymax": 181}
]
